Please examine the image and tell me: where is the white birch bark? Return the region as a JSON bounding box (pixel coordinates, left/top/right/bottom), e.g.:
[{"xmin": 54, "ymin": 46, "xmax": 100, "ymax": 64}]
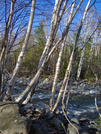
[
  {"xmin": 50, "ymin": 0, "xmax": 75, "ymax": 110},
  {"xmin": 76, "ymin": 1, "xmax": 96, "ymax": 81},
  {"xmin": 16, "ymin": 59, "xmax": 45, "ymax": 103},
  {"xmin": 3, "ymin": 0, "xmax": 36, "ymax": 101},
  {"xmin": 76, "ymin": 47, "xmax": 85, "ymax": 80},
  {"xmin": 52, "ymin": 0, "xmax": 91, "ymax": 112},
  {"xmin": 37, "ymin": 0, "xmax": 68, "ymax": 70},
  {"xmin": 15, "ymin": 0, "xmax": 83, "ymax": 104},
  {"xmin": 76, "ymin": 14, "xmax": 89, "ymax": 81},
  {"xmin": 49, "ymin": 36, "xmax": 66, "ymax": 110}
]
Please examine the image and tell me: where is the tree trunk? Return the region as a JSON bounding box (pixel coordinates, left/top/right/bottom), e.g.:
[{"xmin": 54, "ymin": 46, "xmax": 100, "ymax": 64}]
[
  {"xmin": 3, "ymin": 0, "xmax": 36, "ymax": 101},
  {"xmin": 15, "ymin": 0, "xmax": 83, "ymax": 104},
  {"xmin": 49, "ymin": 0, "xmax": 76, "ymax": 110},
  {"xmin": 49, "ymin": 36, "xmax": 66, "ymax": 110},
  {"xmin": 38, "ymin": 0, "xmax": 68, "ymax": 70},
  {"xmin": 76, "ymin": 47, "xmax": 85, "ymax": 80},
  {"xmin": 52, "ymin": 0, "xmax": 91, "ymax": 112}
]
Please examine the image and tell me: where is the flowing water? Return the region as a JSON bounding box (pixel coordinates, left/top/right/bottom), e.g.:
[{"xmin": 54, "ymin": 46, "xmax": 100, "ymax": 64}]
[{"xmin": 12, "ymin": 83, "xmax": 101, "ymax": 120}]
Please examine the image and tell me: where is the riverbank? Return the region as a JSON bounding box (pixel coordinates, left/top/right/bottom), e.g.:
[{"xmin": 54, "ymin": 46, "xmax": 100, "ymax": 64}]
[
  {"xmin": 0, "ymin": 101, "xmax": 100, "ymax": 134},
  {"xmin": 1, "ymin": 76, "xmax": 101, "ymax": 133},
  {"xmin": 22, "ymin": 101, "xmax": 101, "ymax": 134},
  {"xmin": 15, "ymin": 76, "xmax": 101, "ymax": 95}
]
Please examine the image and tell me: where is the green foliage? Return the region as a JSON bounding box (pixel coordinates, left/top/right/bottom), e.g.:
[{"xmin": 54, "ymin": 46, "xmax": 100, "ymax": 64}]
[
  {"xmin": 59, "ymin": 32, "xmax": 82, "ymax": 78},
  {"xmin": 59, "ymin": 44, "xmax": 70, "ymax": 77},
  {"xmin": 79, "ymin": 38, "xmax": 93, "ymax": 80},
  {"xmin": 95, "ymin": 116, "xmax": 101, "ymax": 128},
  {"xmin": 6, "ymin": 21, "xmax": 46, "ymax": 76},
  {"xmin": 34, "ymin": 20, "xmax": 46, "ymax": 50},
  {"xmin": 21, "ymin": 21, "xmax": 46, "ymax": 75}
]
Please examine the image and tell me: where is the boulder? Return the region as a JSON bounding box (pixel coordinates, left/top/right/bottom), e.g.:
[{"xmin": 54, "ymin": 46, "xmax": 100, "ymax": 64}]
[
  {"xmin": 29, "ymin": 119, "xmax": 54, "ymax": 134},
  {"xmin": 68, "ymin": 122, "xmax": 90, "ymax": 134},
  {"xmin": 49, "ymin": 117, "xmax": 65, "ymax": 131},
  {"xmin": 0, "ymin": 101, "xmax": 31, "ymax": 134}
]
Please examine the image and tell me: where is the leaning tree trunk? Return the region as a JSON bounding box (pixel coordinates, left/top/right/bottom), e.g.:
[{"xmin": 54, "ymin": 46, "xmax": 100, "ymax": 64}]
[
  {"xmin": 49, "ymin": 0, "xmax": 76, "ymax": 110},
  {"xmin": 38, "ymin": 0, "xmax": 68, "ymax": 70},
  {"xmin": 52, "ymin": 0, "xmax": 91, "ymax": 112},
  {"xmin": 49, "ymin": 36, "xmax": 66, "ymax": 110},
  {"xmin": 15, "ymin": 0, "xmax": 83, "ymax": 105},
  {"xmin": 3, "ymin": 0, "xmax": 36, "ymax": 101}
]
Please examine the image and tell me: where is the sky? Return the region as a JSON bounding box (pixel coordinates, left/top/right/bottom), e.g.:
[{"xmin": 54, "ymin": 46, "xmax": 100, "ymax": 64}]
[
  {"xmin": 0, "ymin": 0, "xmax": 101, "ymax": 40},
  {"xmin": 34, "ymin": 0, "xmax": 101, "ymax": 28}
]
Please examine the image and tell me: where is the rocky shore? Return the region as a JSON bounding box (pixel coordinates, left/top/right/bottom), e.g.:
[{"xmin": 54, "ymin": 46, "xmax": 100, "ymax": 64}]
[
  {"xmin": 0, "ymin": 101, "xmax": 101, "ymax": 134},
  {"xmin": 15, "ymin": 76, "xmax": 101, "ymax": 95},
  {"xmin": 1, "ymin": 76, "xmax": 101, "ymax": 133}
]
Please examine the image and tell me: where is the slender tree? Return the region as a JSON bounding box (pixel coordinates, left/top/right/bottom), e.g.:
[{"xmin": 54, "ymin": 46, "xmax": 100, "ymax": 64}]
[
  {"xmin": 50, "ymin": 0, "xmax": 75, "ymax": 110},
  {"xmin": 15, "ymin": 0, "xmax": 83, "ymax": 104},
  {"xmin": 52, "ymin": 0, "xmax": 91, "ymax": 112},
  {"xmin": 3, "ymin": 0, "xmax": 36, "ymax": 101}
]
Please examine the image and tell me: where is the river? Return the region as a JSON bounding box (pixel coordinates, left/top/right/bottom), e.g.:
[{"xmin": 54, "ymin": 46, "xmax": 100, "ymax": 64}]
[{"xmin": 12, "ymin": 83, "xmax": 101, "ymax": 120}]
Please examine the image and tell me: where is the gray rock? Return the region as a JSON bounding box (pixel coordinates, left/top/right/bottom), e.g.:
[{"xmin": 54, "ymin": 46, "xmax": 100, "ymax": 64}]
[
  {"xmin": 46, "ymin": 110, "xmax": 54, "ymax": 119},
  {"xmin": 38, "ymin": 77, "xmax": 53, "ymax": 90},
  {"xmin": 0, "ymin": 101, "xmax": 31, "ymax": 134},
  {"xmin": 71, "ymin": 117, "xmax": 79, "ymax": 124},
  {"xmin": 37, "ymin": 101, "xmax": 49, "ymax": 109},
  {"xmin": 68, "ymin": 122, "xmax": 89, "ymax": 134},
  {"xmin": 49, "ymin": 117, "xmax": 64, "ymax": 131},
  {"xmin": 29, "ymin": 120, "xmax": 54, "ymax": 134},
  {"xmin": 80, "ymin": 118, "xmax": 90, "ymax": 125},
  {"xmin": 39, "ymin": 110, "xmax": 54, "ymax": 120},
  {"xmin": 54, "ymin": 114, "xmax": 68, "ymax": 125}
]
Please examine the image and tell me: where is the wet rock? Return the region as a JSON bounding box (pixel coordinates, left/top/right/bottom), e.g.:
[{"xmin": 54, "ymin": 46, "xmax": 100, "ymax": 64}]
[{"xmin": 0, "ymin": 101, "xmax": 31, "ymax": 134}]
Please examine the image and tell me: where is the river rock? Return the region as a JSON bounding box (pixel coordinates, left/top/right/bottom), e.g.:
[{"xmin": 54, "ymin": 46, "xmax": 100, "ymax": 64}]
[
  {"xmin": 68, "ymin": 122, "xmax": 90, "ymax": 134},
  {"xmin": 49, "ymin": 117, "xmax": 65, "ymax": 133},
  {"xmin": 29, "ymin": 118, "xmax": 54, "ymax": 134},
  {"xmin": 0, "ymin": 101, "xmax": 31, "ymax": 134},
  {"xmin": 80, "ymin": 118, "xmax": 90, "ymax": 125},
  {"xmin": 38, "ymin": 77, "xmax": 53, "ymax": 90}
]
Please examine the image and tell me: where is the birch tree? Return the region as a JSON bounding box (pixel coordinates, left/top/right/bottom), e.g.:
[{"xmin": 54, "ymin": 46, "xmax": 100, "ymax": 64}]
[
  {"xmin": 38, "ymin": 0, "xmax": 69, "ymax": 70},
  {"xmin": 50, "ymin": 0, "xmax": 75, "ymax": 110},
  {"xmin": 52, "ymin": 0, "xmax": 91, "ymax": 112},
  {"xmin": 15, "ymin": 0, "xmax": 84, "ymax": 104},
  {"xmin": 3, "ymin": 0, "xmax": 36, "ymax": 101},
  {"xmin": 76, "ymin": 13, "xmax": 92, "ymax": 80}
]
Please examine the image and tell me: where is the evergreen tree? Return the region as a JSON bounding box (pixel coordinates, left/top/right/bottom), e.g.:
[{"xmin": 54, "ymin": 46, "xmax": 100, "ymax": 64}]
[
  {"xmin": 34, "ymin": 21, "xmax": 46, "ymax": 52},
  {"xmin": 20, "ymin": 21, "xmax": 46, "ymax": 76}
]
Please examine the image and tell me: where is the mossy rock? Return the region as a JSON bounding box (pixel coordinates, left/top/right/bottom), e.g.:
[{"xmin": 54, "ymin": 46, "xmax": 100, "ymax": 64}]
[{"xmin": 0, "ymin": 101, "xmax": 31, "ymax": 134}]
